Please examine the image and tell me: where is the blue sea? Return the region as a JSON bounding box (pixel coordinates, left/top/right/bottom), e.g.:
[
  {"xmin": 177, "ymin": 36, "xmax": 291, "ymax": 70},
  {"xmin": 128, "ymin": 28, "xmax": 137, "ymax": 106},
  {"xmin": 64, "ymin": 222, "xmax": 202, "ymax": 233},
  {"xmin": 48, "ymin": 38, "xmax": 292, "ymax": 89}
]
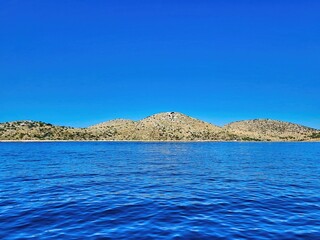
[{"xmin": 0, "ymin": 142, "xmax": 319, "ymax": 239}]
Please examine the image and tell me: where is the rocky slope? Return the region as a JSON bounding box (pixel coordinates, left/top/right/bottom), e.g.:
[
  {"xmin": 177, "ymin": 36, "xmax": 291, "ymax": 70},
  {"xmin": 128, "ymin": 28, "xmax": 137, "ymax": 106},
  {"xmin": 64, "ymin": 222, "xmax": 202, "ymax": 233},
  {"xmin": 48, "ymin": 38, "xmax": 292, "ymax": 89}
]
[
  {"xmin": 224, "ymin": 119, "xmax": 319, "ymax": 141},
  {"xmin": 132, "ymin": 112, "xmax": 225, "ymax": 140},
  {"xmin": 0, "ymin": 113, "xmax": 319, "ymax": 141},
  {"xmin": 88, "ymin": 112, "xmax": 225, "ymax": 140},
  {"xmin": 0, "ymin": 121, "xmax": 96, "ymax": 140},
  {"xmin": 88, "ymin": 119, "xmax": 137, "ymax": 140}
]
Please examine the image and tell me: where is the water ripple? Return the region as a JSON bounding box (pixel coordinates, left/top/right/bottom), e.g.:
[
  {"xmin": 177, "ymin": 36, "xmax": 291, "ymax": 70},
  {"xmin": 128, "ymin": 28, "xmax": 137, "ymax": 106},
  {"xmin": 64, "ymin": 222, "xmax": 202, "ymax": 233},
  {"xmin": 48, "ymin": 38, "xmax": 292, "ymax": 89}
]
[{"xmin": 0, "ymin": 142, "xmax": 320, "ymax": 239}]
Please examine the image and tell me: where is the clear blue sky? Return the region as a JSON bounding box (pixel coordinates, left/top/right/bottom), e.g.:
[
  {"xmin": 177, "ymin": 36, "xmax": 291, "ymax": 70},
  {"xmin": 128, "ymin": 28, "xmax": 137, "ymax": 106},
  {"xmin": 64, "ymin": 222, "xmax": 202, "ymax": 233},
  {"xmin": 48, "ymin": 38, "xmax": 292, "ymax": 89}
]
[{"xmin": 0, "ymin": 0, "xmax": 319, "ymax": 128}]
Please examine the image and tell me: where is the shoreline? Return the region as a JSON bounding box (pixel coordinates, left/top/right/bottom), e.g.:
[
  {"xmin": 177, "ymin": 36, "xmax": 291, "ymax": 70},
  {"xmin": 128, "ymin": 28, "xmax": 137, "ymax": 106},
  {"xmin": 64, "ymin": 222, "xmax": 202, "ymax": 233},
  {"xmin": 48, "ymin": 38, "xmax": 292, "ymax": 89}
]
[{"xmin": 0, "ymin": 140, "xmax": 319, "ymax": 143}]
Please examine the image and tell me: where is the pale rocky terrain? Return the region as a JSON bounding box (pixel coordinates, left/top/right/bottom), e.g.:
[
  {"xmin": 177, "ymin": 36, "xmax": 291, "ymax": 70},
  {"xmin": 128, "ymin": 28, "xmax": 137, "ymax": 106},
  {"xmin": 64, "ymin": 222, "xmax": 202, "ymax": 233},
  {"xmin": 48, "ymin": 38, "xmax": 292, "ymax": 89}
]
[
  {"xmin": 0, "ymin": 112, "xmax": 319, "ymax": 141},
  {"xmin": 224, "ymin": 119, "xmax": 319, "ymax": 141},
  {"xmin": 88, "ymin": 119, "xmax": 137, "ymax": 140},
  {"xmin": 88, "ymin": 112, "xmax": 226, "ymax": 140},
  {"xmin": 125, "ymin": 112, "xmax": 223, "ymax": 140}
]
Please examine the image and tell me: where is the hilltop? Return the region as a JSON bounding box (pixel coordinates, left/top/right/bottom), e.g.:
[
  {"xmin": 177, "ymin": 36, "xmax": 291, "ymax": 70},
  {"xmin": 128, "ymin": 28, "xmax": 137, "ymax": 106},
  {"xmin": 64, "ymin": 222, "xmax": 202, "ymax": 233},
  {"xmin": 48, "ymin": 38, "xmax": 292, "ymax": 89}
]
[
  {"xmin": 0, "ymin": 113, "xmax": 319, "ymax": 141},
  {"xmin": 87, "ymin": 112, "xmax": 224, "ymax": 140}
]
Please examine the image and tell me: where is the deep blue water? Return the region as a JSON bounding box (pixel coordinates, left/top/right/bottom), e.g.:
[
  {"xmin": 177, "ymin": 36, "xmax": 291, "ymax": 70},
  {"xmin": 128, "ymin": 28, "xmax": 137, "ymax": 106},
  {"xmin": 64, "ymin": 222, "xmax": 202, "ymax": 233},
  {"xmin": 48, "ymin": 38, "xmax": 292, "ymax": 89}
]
[{"xmin": 0, "ymin": 142, "xmax": 320, "ymax": 239}]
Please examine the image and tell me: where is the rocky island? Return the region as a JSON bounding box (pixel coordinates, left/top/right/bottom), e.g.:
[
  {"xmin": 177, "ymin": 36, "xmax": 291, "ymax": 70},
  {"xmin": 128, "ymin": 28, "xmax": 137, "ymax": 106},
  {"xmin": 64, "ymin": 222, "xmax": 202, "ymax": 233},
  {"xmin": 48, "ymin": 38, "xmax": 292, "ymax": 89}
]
[{"xmin": 0, "ymin": 112, "xmax": 319, "ymax": 141}]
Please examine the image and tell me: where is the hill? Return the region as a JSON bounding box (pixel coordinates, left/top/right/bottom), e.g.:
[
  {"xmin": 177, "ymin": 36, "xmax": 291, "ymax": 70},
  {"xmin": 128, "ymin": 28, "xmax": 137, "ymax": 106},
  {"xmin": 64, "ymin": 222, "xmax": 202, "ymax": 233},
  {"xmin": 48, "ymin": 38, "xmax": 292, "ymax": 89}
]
[
  {"xmin": 88, "ymin": 112, "xmax": 224, "ymax": 140},
  {"xmin": 224, "ymin": 119, "xmax": 319, "ymax": 141},
  {"xmin": 0, "ymin": 121, "xmax": 92, "ymax": 140},
  {"xmin": 0, "ymin": 114, "xmax": 319, "ymax": 141},
  {"xmin": 88, "ymin": 119, "xmax": 137, "ymax": 140},
  {"xmin": 131, "ymin": 112, "xmax": 222, "ymax": 140}
]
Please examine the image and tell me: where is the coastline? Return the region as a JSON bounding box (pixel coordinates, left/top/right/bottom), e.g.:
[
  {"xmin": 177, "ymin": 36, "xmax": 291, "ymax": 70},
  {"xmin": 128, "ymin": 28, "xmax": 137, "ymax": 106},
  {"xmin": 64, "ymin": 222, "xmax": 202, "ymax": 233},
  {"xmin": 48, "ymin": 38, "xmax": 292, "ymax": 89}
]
[
  {"xmin": 1, "ymin": 140, "xmax": 319, "ymax": 143},
  {"xmin": 2, "ymin": 113, "xmax": 319, "ymax": 142}
]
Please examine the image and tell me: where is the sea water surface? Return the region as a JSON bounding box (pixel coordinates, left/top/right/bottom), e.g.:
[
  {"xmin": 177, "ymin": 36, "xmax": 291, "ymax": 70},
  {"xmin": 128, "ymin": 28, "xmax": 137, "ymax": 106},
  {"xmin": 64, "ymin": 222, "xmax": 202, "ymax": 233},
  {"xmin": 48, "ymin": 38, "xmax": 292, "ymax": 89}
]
[{"xmin": 0, "ymin": 142, "xmax": 319, "ymax": 239}]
